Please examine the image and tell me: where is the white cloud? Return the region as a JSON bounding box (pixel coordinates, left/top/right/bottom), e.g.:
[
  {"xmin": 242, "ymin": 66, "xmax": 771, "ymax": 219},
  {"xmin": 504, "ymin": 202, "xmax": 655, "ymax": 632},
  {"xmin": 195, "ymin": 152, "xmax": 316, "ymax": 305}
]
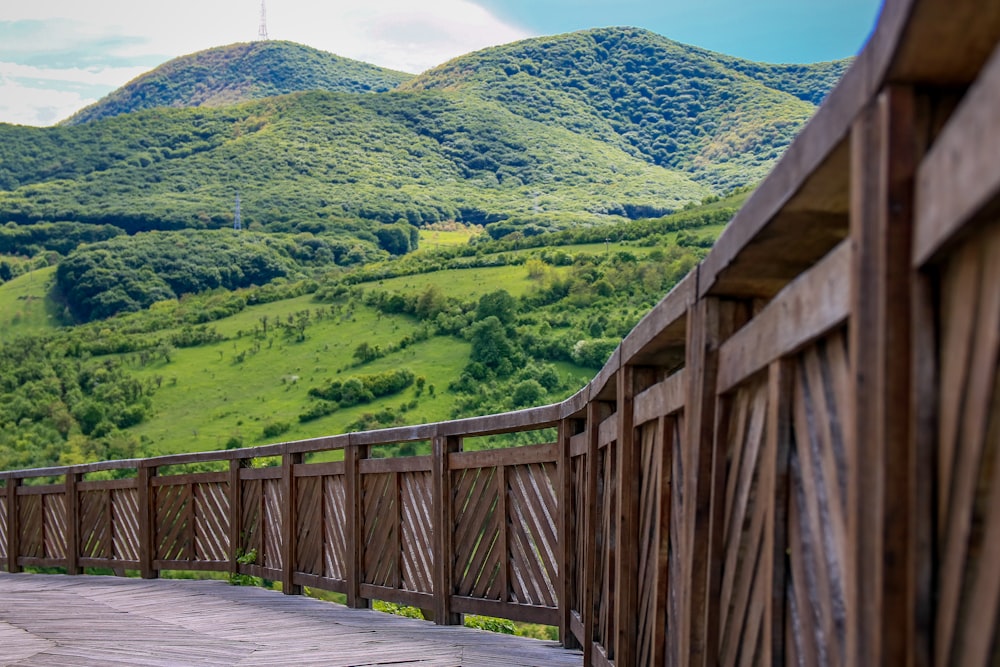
[{"xmin": 0, "ymin": 0, "xmax": 532, "ymax": 126}]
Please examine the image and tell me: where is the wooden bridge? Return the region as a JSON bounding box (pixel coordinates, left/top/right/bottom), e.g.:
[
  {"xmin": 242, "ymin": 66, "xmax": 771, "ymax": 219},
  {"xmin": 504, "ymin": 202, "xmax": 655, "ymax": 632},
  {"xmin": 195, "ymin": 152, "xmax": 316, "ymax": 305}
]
[{"xmin": 3, "ymin": 0, "xmax": 1000, "ymax": 664}]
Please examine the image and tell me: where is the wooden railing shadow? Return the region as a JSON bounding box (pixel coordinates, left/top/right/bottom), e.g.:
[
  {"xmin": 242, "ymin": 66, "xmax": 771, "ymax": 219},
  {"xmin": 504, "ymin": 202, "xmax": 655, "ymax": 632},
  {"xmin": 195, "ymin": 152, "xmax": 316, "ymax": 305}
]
[{"xmin": 4, "ymin": 0, "xmax": 1000, "ymax": 664}]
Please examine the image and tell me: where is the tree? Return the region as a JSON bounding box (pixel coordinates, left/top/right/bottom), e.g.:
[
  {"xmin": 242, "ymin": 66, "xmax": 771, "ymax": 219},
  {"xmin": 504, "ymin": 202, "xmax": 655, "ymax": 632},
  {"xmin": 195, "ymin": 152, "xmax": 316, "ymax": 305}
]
[
  {"xmin": 469, "ymin": 316, "xmax": 518, "ymax": 372},
  {"xmin": 476, "ymin": 289, "xmax": 516, "ymax": 324}
]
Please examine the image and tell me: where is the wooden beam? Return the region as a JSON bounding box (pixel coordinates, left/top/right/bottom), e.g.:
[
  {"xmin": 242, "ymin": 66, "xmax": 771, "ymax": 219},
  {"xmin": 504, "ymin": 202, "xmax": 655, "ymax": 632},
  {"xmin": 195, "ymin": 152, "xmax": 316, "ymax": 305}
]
[
  {"xmin": 344, "ymin": 444, "xmax": 366, "ymax": 609},
  {"xmin": 137, "ymin": 465, "xmax": 156, "ymax": 579},
  {"xmin": 281, "ymin": 451, "xmax": 302, "ymax": 595},
  {"xmin": 558, "ymin": 418, "xmax": 581, "ymax": 649},
  {"xmin": 915, "ymin": 43, "xmax": 1000, "ymax": 266},
  {"xmin": 6, "ymin": 475, "xmax": 19, "ymax": 573},
  {"xmin": 432, "ymin": 435, "xmax": 461, "ymax": 625},
  {"xmin": 849, "ymin": 84, "xmax": 924, "ymax": 667},
  {"xmin": 228, "ymin": 459, "xmax": 242, "ymax": 577},
  {"xmin": 65, "ymin": 472, "xmax": 80, "ymax": 575}
]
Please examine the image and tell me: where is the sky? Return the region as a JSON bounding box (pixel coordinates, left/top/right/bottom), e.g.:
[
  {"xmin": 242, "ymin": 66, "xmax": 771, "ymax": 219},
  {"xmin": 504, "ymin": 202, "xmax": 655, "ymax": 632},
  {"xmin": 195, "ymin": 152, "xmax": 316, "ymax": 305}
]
[{"xmin": 0, "ymin": 0, "xmax": 883, "ymax": 127}]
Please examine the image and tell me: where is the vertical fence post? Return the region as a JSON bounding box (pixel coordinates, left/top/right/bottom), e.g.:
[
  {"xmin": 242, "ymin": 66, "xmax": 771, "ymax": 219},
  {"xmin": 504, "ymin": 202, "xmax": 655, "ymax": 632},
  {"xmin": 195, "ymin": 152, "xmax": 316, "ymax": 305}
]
[
  {"xmin": 581, "ymin": 400, "xmax": 610, "ymax": 665},
  {"xmin": 344, "ymin": 442, "xmax": 368, "ymax": 608},
  {"xmin": 614, "ymin": 364, "xmax": 641, "ymax": 666},
  {"xmin": 432, "ymin": 434, "xmax": 461, "ymax": 625},
  {"xmin": 65, "ymin": 469, "xmax": 80, "ymax": 575},
  {"xmin": 688, "ymin": 295, "xmax": 751, "ymax": 667},
  {"xmin": 5, "ymin": 475, "xmax": 19, "ymax": 573},
  {"xmin": 849, "ymin": 84, "xmax": 924, "ymax": 667},
  {"xmin": 228, "ymin": 458, "xmax": 244, "ymax": 579},
  {"xmin": 557, "ymin": 417, "xmax": 580, "ymax": 649},
  {"xmin": 281, "ymin": 450, "xmax": 302, "ymax": 595},
  {"xmin": 138, "ymin": 464, "xmax": 157, "ymax": 579}
]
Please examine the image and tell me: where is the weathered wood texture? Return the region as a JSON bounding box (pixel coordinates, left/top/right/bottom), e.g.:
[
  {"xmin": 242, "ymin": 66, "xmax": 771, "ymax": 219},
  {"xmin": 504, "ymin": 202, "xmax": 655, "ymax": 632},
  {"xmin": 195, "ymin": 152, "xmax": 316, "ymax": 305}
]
[{"xmin": 2, "ymin": 0, "xmax": 999, "ymax": 664}]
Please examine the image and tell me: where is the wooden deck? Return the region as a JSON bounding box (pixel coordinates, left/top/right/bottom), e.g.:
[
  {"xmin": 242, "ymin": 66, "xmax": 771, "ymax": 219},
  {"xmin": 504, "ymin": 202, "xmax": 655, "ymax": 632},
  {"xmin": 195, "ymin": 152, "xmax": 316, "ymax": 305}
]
[{"xmin": 0, "ymin": 573, "xmax": 582, "ymax": 666}]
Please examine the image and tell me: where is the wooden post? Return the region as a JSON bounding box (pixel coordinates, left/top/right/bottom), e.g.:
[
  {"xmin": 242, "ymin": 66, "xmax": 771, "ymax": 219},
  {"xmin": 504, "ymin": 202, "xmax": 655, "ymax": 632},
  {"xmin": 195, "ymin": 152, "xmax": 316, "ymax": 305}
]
[
  {"xmin": 65, "ymin": 470, "xmax": 81, "ymax": 575},
  {"xmin": 766, "ymin": 359, "xmax": 793, "ymax": 665},
  {"xmin": 137, "ymin": 464, "xmax": 157, "ymax": 579},
  {"xmin": 688, "ymin": 295, "xmax": 750, "ymax": 667},
  {"xmin": 432, "ymin": 434, "xmax": 461, "ymax": 625},
  {"xmin": 6, "ymin": 475, "xmax": 20, "ymax": 573},
  {"xmin": 344, "ymin": 443, "xmax": 368, "ymax": 609},
  {"xmin": 849, "ymin": 85, "xmax": 923, "ymax": 667},
  {"xmin": 281, "ymin": 451, "xmax": 302, "ymax": 595},
  {"xmin": 581, "ymin": 400, "xmax": 610, "ymax": 665},
  {"xmin": 557, "ymin": 418, "xmax": 581, "ymax": 649},
  {"xmin": 228, "ymin": 459, "xmax": 243, "ymax": 577},
  {"xmin": 613, "ymin": 364, "xmax": 643, "ymax": 666}
]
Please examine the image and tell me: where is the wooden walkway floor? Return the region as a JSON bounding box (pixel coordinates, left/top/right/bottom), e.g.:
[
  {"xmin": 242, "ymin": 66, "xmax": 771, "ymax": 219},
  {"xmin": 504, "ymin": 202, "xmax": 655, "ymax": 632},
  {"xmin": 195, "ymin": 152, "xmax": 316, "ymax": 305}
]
[{"xmin": 0, "ymin": 573, "xmax": 582, "ymax": 666}]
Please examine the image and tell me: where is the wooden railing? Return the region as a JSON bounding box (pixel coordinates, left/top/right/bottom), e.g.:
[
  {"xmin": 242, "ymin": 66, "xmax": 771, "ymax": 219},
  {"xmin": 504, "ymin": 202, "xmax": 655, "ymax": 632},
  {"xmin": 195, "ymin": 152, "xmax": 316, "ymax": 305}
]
[{"xmin": 4, "ymin": 0, "xmax": 1000, "ymax": 664}]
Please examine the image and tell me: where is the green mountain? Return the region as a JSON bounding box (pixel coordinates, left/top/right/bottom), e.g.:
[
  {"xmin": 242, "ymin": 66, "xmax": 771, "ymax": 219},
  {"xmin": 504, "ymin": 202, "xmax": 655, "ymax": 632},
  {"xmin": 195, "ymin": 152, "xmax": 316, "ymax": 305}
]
[
  {"xmin": 0, "ymin": 28, "xmax": 846, "ymax": 242},
  {"xmin": 402, "ymin": 27, "xmax": 848, "ymax": 190},
  {"xmin": 62, "ymin": 41, "xmax": 414, "ymax": 126}
]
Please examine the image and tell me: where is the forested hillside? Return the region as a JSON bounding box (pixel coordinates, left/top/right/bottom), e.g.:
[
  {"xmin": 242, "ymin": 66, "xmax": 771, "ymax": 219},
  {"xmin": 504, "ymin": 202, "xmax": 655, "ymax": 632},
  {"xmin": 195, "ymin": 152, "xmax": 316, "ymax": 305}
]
[
  {"xmin": 0, "ymin": 28, "xmax": 843, "ymax": 238},
  {"xmin": 63, "ymin": 41, "xmax": 413, "ymax": 125}
]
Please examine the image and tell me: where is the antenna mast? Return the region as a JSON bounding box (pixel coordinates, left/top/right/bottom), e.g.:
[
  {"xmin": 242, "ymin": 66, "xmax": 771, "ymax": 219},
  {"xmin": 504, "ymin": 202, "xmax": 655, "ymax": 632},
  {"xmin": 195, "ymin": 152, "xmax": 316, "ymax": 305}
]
[{"xmin": 258, "ymin": 0, "xmax": 269, "ymax": 40}]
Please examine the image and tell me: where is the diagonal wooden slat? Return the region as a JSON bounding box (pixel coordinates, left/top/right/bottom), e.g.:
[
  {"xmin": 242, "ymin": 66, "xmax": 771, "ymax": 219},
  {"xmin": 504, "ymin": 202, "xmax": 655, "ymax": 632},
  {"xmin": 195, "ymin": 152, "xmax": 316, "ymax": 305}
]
[
  {"xmin": 241, "ymin": 479, "xmax": 262, "ymax": 558},
  {"xmin": 594, "ymin": 441, "xmax": 617, "ymax": 659},
  {"xmin": 453, "ymin": 467, "xmax": 502, "ymax": 599},
  {"xmin": 323, "ymin": 475, "xmax": 347, "ymax": 581},
  {"xmin": 112, "ymin": 488, "xmax": 140, "ymax": 562},
  {"xmin": 18, "ymin": 494, "xmax": 43, "ymax": 559},
  {"xmin": 296, "ymin": 476, "xmax": 324, "ymax": 576},
  {"xmin": 362, "ymin": 472, "xmax": 397, "ymax": 587},
  {"xmin": 43, "ymin": 493, "xmax": 67, "ymax": 560},
  {"xmin": 507, "ymin": 463, "xmax": 558, "ymax": 608},
  {"xmin": 156, "ymin": 484, "xmax": 192, "ymax": 561},
  {"xmin": 400, "ymin": 471, "xmax": 433, "ymax": 594},
  {"xmin": 0, "ymin": 495, "xmax": 7, "ymax": 562},
  {"xmin": 79, "ymin": 490, "xmax": 110, "ymax": 559},
  {"xmin": 262, "ymin": 479, "xmax": 283, "ymax": 570},
  {"xmin": 194, "ymin": 482, "xmax": 230, "ymax": 562}
]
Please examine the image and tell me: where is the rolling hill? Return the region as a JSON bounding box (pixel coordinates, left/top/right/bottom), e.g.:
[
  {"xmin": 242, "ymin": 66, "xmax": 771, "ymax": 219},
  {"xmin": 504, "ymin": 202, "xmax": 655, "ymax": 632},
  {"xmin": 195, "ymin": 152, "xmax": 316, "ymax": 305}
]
[
  {"xmin": 0, "ymin": 30, "xmax": 845, "ymax": 238},
  {"xmin": 62, "ymin": 41, "xmax": 414, "ymax": 126}
]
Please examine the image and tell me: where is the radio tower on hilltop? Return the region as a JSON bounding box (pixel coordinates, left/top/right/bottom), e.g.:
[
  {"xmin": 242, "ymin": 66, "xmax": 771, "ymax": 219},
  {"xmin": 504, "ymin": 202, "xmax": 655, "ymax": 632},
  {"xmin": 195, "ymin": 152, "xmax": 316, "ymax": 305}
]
[{"xmin": 258, "ymin": 0, "xmax": 269, "ymax": 40}]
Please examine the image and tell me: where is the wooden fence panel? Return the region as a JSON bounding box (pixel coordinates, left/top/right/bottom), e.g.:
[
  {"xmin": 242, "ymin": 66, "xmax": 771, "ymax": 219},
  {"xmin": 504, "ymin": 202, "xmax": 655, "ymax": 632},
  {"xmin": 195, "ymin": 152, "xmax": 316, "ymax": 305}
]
[
  {"xmin": 241, "ymin": 478, "xmax": 262, "ymax": 563},
  {"xmin": 18, "ymin": 493, "xmax": 44, "ymax": 559},
  {"xmin": 0, "ymin": 493, "xmax": 6, "ymax": 565},
  {"xmin": 111, "ymin": 488, "xmax": 140, "ymax": 563},
  {"xmin": 155, "ymin": 483, "xmax": 192, "ymax": 561},
  {"xmin": 192, "ymin": 483, "xmax": 229, "ymax": 562},
  {"xmin": 636, "ymin": 417, "xmax": 670, "ymax": 667},
  {"xmin": 42, "ymin": 492, "xmax": 68, "ymax": 561},
  {"xmin": 453, "ymin": 465, "xmax": 502, "ymax": 600},
  {"xmin": 324, "ymin": 475, "xmax": 348, "ymax": 581},
  {"xmin": 507, "ymin": 461, "xmax": 558, "ymax": 608},
  {"xmin": 362, "ymin": 471, "xmax": 398, "ymax": 589},
  {"xmin": 786, "ymin": 329, "xmax": 851, "ymax": 665},
  {"xmin": 80, "ymin": 489, "xmax": 111, "ymax": 560},
  {"xmin": 934, "ymin": 225, "xmax": 1000, "ymax": 667},
  {"xmin": 262, "ymin": 478, "xmax": 283, "ymax": 571},
  {"xmin": 568, "ymin": 449, "xmax": 587, "ymax": 639},
  {"xmin": 295, "ymin": 476, "xmax": 324, "ymax": 577},
  {"xmin": 399, "ymin": 471, "xmax": 433, "ymax": 594},
  {"xmin": 715, "ymin": 373, "xmax": 771, "ymax": 666},
  {"xmin": 594, "ymin": 434, "xmax": 618, "ymax": 664}
]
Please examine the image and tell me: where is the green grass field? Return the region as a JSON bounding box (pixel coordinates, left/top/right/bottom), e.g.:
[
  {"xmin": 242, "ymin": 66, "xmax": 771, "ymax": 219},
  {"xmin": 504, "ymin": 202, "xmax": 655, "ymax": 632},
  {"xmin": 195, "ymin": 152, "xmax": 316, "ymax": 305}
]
[{"xmin": 0, "ymin": 266, "xmax": 63, "ymax": 341}]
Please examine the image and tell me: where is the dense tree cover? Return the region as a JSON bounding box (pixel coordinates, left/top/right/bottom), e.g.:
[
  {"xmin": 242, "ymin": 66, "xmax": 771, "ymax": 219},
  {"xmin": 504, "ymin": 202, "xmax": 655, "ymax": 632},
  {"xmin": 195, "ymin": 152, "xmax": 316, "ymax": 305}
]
[
  {"xmin": 63, "ymin": 41, "xmax": 413, "ymax": 125},
  {"xmin": 53, "ymin": 229, "xmax": 383, "ymax": 322},
  {"xmin": 402, "ymin": 27, "xmax": 844, "ymax": 190},
  {"xmin": 0, "ymin": 221, "xmax": 124, "ymax": 257},
  {"xmin": 0, "ymin": 28, "xmax": 838, "ymax": 236}
]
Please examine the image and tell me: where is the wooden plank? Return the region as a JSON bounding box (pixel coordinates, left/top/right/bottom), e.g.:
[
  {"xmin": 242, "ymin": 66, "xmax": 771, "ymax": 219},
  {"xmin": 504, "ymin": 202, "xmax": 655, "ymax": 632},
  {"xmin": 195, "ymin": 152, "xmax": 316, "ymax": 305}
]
[
  {"xmin": 581, "ymin": 401, "xmax": 608, "ymax": 667},
  {"xmin": 849, "ymin": 85, "xmax": 923, "ymax": 667},
  {"xmin": 239, "ymin": 467, "xmax": 283, "ymax": 481},
  {"xmin": 633, "ymin": 369, "xmax": 687, "ymax": 425},
  {"xmin": 16, "ymin": 484, "xmax": 64, "ymax": 496},
  {"xmin": 344, "ymin": 445, "xmax": 365, "ymax": 608},
  {"xmin": 360, "ymin": 455, "xmax": 433, "ymax": 474},
  {"xmin": 497, "ymin": 464, "xmax": 509, "ymax": 604},
  {"xmin": 614, "ymin": 365, "xmax": 641, "ymax": 666},
  {"xmin": 76, "ymin": 478, "xmax": 138, "ymax": 492},
  {"xmin": 74, "ymin": 557, "xmax": 141, "ymax": 569},
  {"xmin": 914, "ymin": 41, "xmax": 1000, "ymax": 265},
  {"xmin": 293, "ymin": 571, "xmax": 347, "ymax": 595},
  {"xmin": 558, "ymin": 419, "xmax": 578, "ymax": 648},
  {"xmin": 65, "ymin": 472, "xmax": 80, "ymax": 575},
  {"xmin": 152, "ymin": 472, "xmax": 228, "ymax": 487},
  {"xmin": 293, "ymin": 461, "xmax": 344, "ymax": 477},
  {"xmin": 716, "ymin": 240, "xmax": 851, "ymax": 394},
  {"xmin": 281, "ymin": 452, "xmax": 302, "ymax": 595},
  {"xmin": 598, "ymin": 414, "xmax": 617, "ymax": 449},
  {"xmin": 227, "ymin": 460, "xmax": 242, "ymax": 577},
  {"xmin": 432, "ymin": 435, "xmax": 461, "ymax": 624},
  {"xmin": 450, "ymin": 596, "xmax": 560, "ymax": 626},
  {"xmin": 7, "ymin": 476, "xmax": 20, "ymax": 573},
  {"xmin": 153, "ymin": 559, "xmax": 229, "ymax": 572},
  {"xmin": 449, "ymin": 442, "xmax": 557, "ymax": 471},
  {"xmin": 360, "ymin": 583, "xmax": 435, "ymax": 609}
]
